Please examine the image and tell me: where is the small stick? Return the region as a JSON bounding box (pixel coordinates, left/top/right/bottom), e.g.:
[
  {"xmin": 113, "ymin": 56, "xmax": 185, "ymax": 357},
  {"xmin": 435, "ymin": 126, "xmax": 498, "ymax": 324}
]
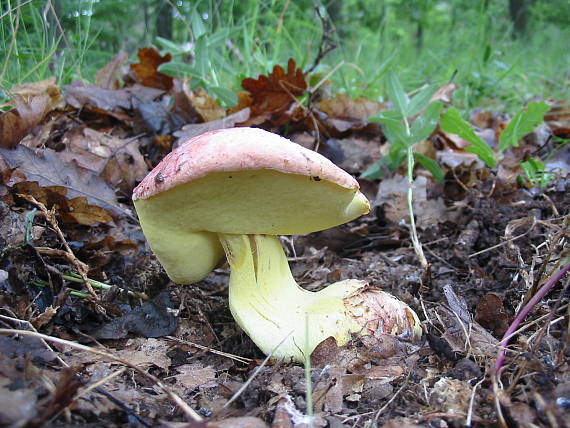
[
  {"xmin": 223, "ymin": 331, "xmax": 293, "ymax": 409},
  {"xmin": 18, "ymin": 194, "xmax": 98, "ymax": 299},
  {"xmin": 0, "ymin": 329, "xmax": 203, "ymax": 422},
  {"xmin": 165, "ymin": 336, "xmax": 251, "ymax": 364}
]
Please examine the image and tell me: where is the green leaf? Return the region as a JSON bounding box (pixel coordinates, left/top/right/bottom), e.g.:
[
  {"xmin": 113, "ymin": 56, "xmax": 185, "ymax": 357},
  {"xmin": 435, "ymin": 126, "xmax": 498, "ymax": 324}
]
[
  {"xmin": 410, "ymin": 101, "xmax": 442, "ymax": 142},
  {"xmin": 521, "ymin": 158, "xmax": 553, "ymax": 187},
  {"xmin": 190, "ymin": 9, "xmax": 206, "ymax": 39},
  {"xmin": 209, "ymin": 86, "xmax": 237, "ymax": 107},
  {"xmin": 194, "ymin": 36, "xmax": 209, "ymax": 79},
  {"xmin": 361, "ymin": 142, "xmax": 407, "ymax": 180},
  {"xmin": 155, "ymin": 37, "xmax": 187, "ymax": 55},
  {"xmin": 360, "ymin": 159, "xmax": 384, "ymax": 180},
  {"xmin": 386, "ymin": 71, "xmax": 409, "ymax": 116},
  {"xmin": 499, "ymin": 102, "xmax": 550, "ymax": 151},
  {"xmin": 159, "ymin": 62, "xmax": 204, "ymax": 81},
  {"xmin": 414, "ymin": 152, "xmax": 444, "ymax": 182},
  {"xmin": 406, "ymin": 84, "xmax": 438, "ymax": 116},
  {"xmin": 370, "ymin": 110, "xmax": 411, "ymax": 146},
  {"xmin": 440, "ymin": 107, "xmax": 497, "ymax": 168}
]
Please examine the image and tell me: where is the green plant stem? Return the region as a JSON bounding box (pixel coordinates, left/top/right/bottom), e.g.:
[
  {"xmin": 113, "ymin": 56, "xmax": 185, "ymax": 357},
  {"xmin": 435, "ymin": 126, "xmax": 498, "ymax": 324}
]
[
  {"xmin": 403, "ymin": 118, "xmax": 428, "ymax": 269},
  {"xmin": 32, "ymin": 274, "xmax": 148, "ymax": 300},
  {"xmin": 64, "ymin": 273, "xmax": 149, "ymax": 300},
  {"xmin": 32, "ymin": 280, "xmax": 91, "ymax": 298}
]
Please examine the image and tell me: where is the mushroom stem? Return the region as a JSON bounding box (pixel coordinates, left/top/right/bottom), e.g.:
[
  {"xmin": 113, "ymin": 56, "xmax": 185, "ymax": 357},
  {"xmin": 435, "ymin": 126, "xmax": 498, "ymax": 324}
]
[{"xmin": 218, "ymin": 233, "xmax": 422, "ymax": 361}]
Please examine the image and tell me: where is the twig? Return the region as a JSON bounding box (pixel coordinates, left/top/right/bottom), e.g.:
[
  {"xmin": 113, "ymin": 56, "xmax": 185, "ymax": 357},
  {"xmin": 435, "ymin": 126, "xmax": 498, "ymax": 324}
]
[
  {"xmin": 0, "ymin": 329, "xmax": 203, "ymax": 422},
  {"xmin": 468, "ymin": 230, "xmax": 533, "ymax": 258},
  {"xmin": 223, "ymin": 331, "xmax": 293, "ymax": 409},
  {"xmin": 165, "ymin": 336, "xmax": 251, "ymax": 364},
  {"xmin": 304, "ymin": 4, "xmax": 337, "ymax": 75},
  {"xmin": 19, "ymin": 194, "xmax": 98, "ymax": 299},
  {"xmin": 0, "ymin": 313, "xmax": 68, "ymax": 367},
  {"xmin": 373, "ymin": 375, "xmax": 410, "ymax": 425}
]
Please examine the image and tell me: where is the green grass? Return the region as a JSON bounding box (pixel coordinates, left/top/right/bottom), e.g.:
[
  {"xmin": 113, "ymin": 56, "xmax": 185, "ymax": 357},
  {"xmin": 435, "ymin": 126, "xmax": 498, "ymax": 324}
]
[{"xmin": 1, "ymin": 0, "xmax": 569, "ymax": 111}]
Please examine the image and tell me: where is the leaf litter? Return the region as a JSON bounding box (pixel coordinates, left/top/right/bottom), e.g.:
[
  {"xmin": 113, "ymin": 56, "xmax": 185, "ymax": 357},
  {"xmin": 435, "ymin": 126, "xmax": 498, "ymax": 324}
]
[{"xmin": 0, "ymin": 47, "xmax": 568, "ymax": 427}]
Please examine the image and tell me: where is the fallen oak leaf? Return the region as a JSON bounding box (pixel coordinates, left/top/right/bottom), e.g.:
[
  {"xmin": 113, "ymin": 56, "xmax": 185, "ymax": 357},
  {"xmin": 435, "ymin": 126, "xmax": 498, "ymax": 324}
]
[
  {"xmin": 130, "ymin": 47, "xmax": 173, "ymax": 91},
  {"xmin": 242, "ymin": 58, "xmax": 307, "ymax": 118},
  {"xmin": 0, "ymin": 145, "xmax": 131, "ymax": 220}
]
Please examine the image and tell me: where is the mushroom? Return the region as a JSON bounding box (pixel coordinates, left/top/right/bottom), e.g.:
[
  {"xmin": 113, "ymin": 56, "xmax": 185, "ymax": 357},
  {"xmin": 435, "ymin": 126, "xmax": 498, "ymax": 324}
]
[{"xmin": 133, "ymin": 127, "xmax": 421, "ymax": 361}]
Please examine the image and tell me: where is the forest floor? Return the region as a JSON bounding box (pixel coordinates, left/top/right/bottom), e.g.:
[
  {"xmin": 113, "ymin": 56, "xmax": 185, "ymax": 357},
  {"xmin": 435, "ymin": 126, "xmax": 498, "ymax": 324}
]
[{"xmin": 0, "ymin": 49, "xmax": 569, "ymax": 427}]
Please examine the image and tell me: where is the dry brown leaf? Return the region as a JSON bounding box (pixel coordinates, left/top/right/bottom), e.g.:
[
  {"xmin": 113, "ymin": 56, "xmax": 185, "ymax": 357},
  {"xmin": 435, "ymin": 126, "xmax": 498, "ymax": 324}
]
[
  {"xmin": 123, "ymin": 338, "xmax": 172, "ymax": 371},
  {"xmin": 58, "ymin": 127, "xmax": 148, "ymax": 192},
  {"xmin": 130, "ymin": 47, "xmax": 173, "ymax": 91},
  {"xmin": 64, "ymin": 81, "xmax": 132, "ymax": 111},
  {"xmin": 0, "ymin": 145, "xmax": 128, "ymax": 220},
  {"xmin": 174, "ymin": 108, "xmax": 250, "ymax": 144},
  {"xmin": 374, "ymin": 174, "xmax": 450, "ymax": 227},
  {"xmin": 95, "ymin": 51, "xmax": 128, "ymax": 90},
  {"xmin": 183, "ymin": 85, "xmax": 226, "ymax": 122},
  {"xmin": 429, "ymin": 377, "xmax": 473, "ymax": 415},
  {"xmin": 0, "ymin": 82, "xmax": 62, "ymax": 149},
  {"xmin": 317, "ymin": 94, "xmax": 385, "ymax": 120},
  {"xmin": 174, "ymin": 363, "xmax": 217, "ymax": 390},
  {"xmin": 241, "ymin": 58, "xmax": 307, "ymax": 125},
  {"xmin": 30, "ymin": 306, "xmax": 58, "ymax": 329},
  {"xmin": 12, "ymin": 181, "xmax": 113, "ymax": 225},
  {"xmin": 475, "ymin": 293, "xmax": 510, "ymax": 337},
  {"xmin": 0, "ymin": 109, "xmax": 28, "ymax": 149},
  {"xmin": 9, "ymin": 77, "xmax": 62, "ymax": 110},
  {"xmin": 227, "ymin": 91, "xmax": 253, "ymax": 114},
  {"xmin": 430, "ymin": 82, "xmax": 457, "ymax": 104}
]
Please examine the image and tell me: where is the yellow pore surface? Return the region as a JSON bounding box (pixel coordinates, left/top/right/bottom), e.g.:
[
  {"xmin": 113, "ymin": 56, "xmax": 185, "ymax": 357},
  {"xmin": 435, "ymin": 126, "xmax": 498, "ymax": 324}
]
[{"xmin": 134, "ymin": 169, "xmax": 370, "ymax": 284}]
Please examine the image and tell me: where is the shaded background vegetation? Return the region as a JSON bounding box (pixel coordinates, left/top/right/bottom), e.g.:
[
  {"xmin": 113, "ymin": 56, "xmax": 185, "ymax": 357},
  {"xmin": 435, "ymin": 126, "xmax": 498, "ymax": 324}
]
[{"xmin": 1, "ymin": 0, "xmax": 569, "ymax": 110}]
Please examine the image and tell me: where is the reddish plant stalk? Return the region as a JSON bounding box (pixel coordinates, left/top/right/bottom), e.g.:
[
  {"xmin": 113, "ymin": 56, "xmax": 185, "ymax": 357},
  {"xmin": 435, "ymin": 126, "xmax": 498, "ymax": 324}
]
[{"xmin": 495, "ymin": 261, "xmax": 570, "ymax": 373}]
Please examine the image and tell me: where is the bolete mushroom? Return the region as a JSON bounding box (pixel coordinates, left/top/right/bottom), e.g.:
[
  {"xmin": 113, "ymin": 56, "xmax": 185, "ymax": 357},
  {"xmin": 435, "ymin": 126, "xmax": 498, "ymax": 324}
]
[{"xmin": 133, "ymin": 127, "xmax": 421, "ymax": 361}]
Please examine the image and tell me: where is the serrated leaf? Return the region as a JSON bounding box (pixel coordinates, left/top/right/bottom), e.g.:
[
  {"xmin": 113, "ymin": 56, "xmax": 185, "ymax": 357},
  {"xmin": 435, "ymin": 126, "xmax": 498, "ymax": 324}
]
[
  {"xmin": 407, "ymin": 84, "xmax": 438, "ymax": 116},
  {"xmin": 440, "ymin": 107, "xmax": 496, "ymax": 168},
  {"xmin": 414, "ymin": 152, "xmax": 444, "ymax": 182},
  {"xmin": 386, "ymin": 71, "xmax": 409, "ymax": 115},
  {"xmin": 410, "ymin": 101, "xmax": 441, "ymax": 143},
  {"xmin": 499, "ymin": 102, "xmax": 550, "ymax": 151}
]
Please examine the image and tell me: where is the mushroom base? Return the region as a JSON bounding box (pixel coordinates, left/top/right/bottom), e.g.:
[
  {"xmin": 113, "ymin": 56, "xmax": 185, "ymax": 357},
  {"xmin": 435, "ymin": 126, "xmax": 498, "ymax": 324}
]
[{"xmin": 218, "ymin": 233, "xmax": 422, "ymax": 362}]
